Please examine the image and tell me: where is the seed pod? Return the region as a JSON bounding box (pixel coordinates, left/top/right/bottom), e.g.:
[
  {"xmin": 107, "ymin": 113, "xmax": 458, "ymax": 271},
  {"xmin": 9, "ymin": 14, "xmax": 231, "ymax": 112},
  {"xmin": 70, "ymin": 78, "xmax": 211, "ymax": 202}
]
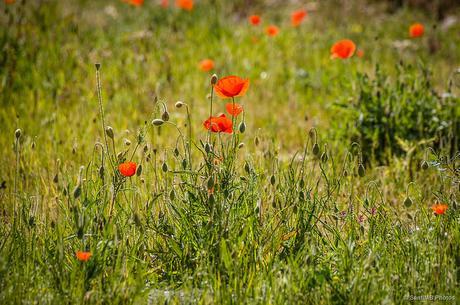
[
  {"xmin": 312, "ymin": 143, "xmax": 320, "ymax": 156},
  {"xmin": 169, "ymin": 189, "xmax": 176, "ymax": 201},
  {"xmin": 404, "ymin": 197, "xmax": 413, "ymax": 208},
  {"xmin": 162, "ymin": 162, "xmax": 168, "ymax": 172},
  {"xmin": 211, "ymin": 74, "xmax": 218, "ymax": 85},
  {"xmin": 358, "ymin": 163, "xmax": 365, "ymax": 177},
  {"xmin": 161, "ymin": 111, "xmax": 170, "ymax": 122},
  {"xmin": 270, "ymin": 175, "xmax": 276, "ymax": 186},
  {"xmin": 343, "ymin": 170, "xmax": 348, "ymax": 177},
  {"xmin": 152, "ymin": 119, "xmax": 164, "ymax": 126},
  {"xmin": 239, "ymin": 121, "xmax": 246, "ymax": 133},
  {"xmin": 136, "ymin": 164, "xmax": 143, "ymax": 176},
  {"xmin": 421, "ymin": 160, "xmax": 428, "ymax": 170},
  {"xmin": 15, "ymin": 128, "xmax": 22, "ymax": 139},
  {"xmin": 175, "ymin": 101, "xmax": 184, "ymax": 108},
  {"xmin": 105, "ymin": 126, "xmax": 114, "ymax": 139}
]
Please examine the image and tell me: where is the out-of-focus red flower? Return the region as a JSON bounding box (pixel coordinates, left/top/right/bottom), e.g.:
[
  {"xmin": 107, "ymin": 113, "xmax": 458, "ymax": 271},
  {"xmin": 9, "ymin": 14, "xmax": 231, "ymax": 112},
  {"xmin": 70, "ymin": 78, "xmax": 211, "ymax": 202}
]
[
  {"xmin": 330, "ymin": 39, "xmax": 356, "ymax": 59},
  {"xmin": 249, "ymin": 15, "xmax": 261, "ymax": 26},
  {"xmin": 119, "ymin": 162, "xmax": 137, "ymax": 177},
  {"xmin": 409, "ymin": 23, "xmax": 424, "ymax": 38},
  {"xmin": 161, "ymin": 0, "xmax": 169, "ymax": 8},
  {"xmin": 291, "ymin": 9, "xmax": 307, "ymax": 27},
  {"xmin": 199, "ymin": 59, "xmax": 214, "ymax": 72},
  {"xmin": 76, "ymin": 251, "xmax": 92, "ymax": 262},
  {"xmin": 204, "ymin": 114, "xmax": 233, "ymax": 134},
  {"xmin": 176, "ymin": 0, "xmax": 193, "ymax": 11},
  {"xmin": 123, "ymin": 0, "xmax": 144, "ymax": 7},
  {"xmin": 266, "ymin": 25, "xmax": 279, "ymax": 37},
  {"xmin": 431, "ymin": 204, "xmax": 448, "ymax": 215},
  {"xmin": 225, "ymin": 103, "xmax": 243, "ymax": 117},
  {"xmin": 356, "ymin": 49, "xmax": 364, "ymax": 58}
]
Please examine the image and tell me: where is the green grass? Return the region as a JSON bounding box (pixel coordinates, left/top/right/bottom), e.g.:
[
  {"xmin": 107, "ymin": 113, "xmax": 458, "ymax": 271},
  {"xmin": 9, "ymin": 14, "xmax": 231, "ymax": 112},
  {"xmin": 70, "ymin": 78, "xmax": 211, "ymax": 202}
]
[{"xmin": 1, "ymin": 1, "xmax": 459, "ymax": 304}]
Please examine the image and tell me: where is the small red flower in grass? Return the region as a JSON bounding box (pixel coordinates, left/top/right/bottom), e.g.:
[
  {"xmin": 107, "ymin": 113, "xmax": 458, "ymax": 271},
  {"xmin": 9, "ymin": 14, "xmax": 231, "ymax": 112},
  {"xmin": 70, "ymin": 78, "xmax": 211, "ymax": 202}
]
[
  {"xmin": 431, "ymin": 204, "xmax": 448, "ymax": 215},
  {"xmin": 204, "ymin": 114, "xmax": 233, "ymax": 134},
  {"xmin": 214, "ymin": 76, "xmax": 249, "ymax": 99},
  {"xmin": 409, "ymin": 23, "xmax": 424, "ymax": 38},
  {"xmin": 123, "ymin": 0, "xmax": 144, "ymax": 6},
  {"xmin": 249, "ymin": 15, "xmax": 261, "ymax": 26},
  {"xmin": 176, "ymin": 0, "xmax": 193, "ymax": 11},
  {"xmin": 356, "ymin": 49, "xmax": 364, "ymax": 58},
  {"xmin": 76, "ymin": 251, "xmax": 92, "ymax": 262},
  {"xmin": 119, "ymin": 162, "xmax": 137, "ymax": 177},
  {"xmin": 225, "ymin": 103, "xmax": 243, "ymax": 117},
  {"xmin": 199, "ymin": 59, "xmax": 214, "ymax": 72},
  {"xmin": 161, "ymin": 0, "xmax": 169, "ymax": 8},
  {"xmin": 266, "ymin": 25, "xmax": 279, "ymax": 37},
  {"xmin": 4, "ymin": 0, "xmax": 15, "ymax": 4},
  {"xmin": 291, "ymin": 9, "xmax": 307, "ymax": 27},
  {"xmin": 330, "ymin": 39, "xmax": 356, "ymax": 59}
]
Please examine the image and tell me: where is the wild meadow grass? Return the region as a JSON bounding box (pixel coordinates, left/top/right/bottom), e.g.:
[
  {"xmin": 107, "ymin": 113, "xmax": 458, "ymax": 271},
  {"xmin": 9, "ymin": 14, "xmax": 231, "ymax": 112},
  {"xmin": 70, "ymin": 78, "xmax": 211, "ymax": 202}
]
[{"xmin": 1, "ymin": 1, "xmax": 459, "ymax": 304}]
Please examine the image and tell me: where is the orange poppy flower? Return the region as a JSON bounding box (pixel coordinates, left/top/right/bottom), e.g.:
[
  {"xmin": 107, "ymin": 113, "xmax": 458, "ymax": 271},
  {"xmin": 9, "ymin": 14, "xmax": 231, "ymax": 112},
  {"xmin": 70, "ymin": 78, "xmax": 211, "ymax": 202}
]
[
  {"xmin": 356, "ymin": 49, "xmax": 364, "ymax": 58},
  {"xmin": 214, "ymin": 76, "xmax": 250, "ymax": 99},
  {"xmin": 409, "ymin": 23, "xmax": 424, "ymax": 38},
  {"xmin": 291, "ymin": 9, "xmax": 307, "ymax": 27},
  {"xmin": 225, "ymin": 103, "xmax": 243, "ymax": 116},
  {"xmin": 161, "ymin": 0, "xmax": 169, "ymax": 8},
  {"xmin": 175, "ymin": 0, "xmax": 193, "ymax": 10},
  {"xmin": 204, "ymin": 114, "xmax": 233, "ymax": 134},
  {"xmin": 266, "ymin": 25, "xmax": 279, "ymax": 37},
  {"xmin": 330, "ymin": 39, "xmax": 356, "ymax": 59},
  {"xmin": 119, "ymin": 162, "xmax": 137, "ymax": 177},
  {"xmin": 249, "ymin": 15, "xmax": 261, "ymax": 26},
  {"xmin": 431, "ymin": 204, "xmax": 448, "ymax": 215},
  {"xmin": 76, "ymin": 251, "xmax": 92, "ymax": 262},
  {"xmin": 123, "ymin": 0, "xmax": 144, "ymax": 6},
  {"xmin": 199, "ymin": 59, "xmax": 214, "ymax": 72}
]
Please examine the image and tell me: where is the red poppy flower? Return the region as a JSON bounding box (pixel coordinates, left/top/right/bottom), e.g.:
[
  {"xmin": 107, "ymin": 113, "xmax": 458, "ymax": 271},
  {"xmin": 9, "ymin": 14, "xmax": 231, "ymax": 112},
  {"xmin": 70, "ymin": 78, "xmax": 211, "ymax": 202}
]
[
  {"xmin": 76, "ymin": 251, "xmax": 92, "ymax": 262},
  {"xmin": 175, "ymin": 0, "xmax": 193, "ymax": 10},
  {"xmin": 123, "ymin": 0, "xmax": 144, "ymax": 6},
  {"xmin": 330, "ymin": 39, "xmax": 356, "ymax": 59},
  {"xmin": 266, "ymin": 25, "xmax": 279, "ymax": 37},
  {"xmin": 431, "ymin": 204, "xmax": 448, "ymax": 215},
  {"xmin": 356, "ymin": 49, "xmax": 364, "ymax": 58},
  {"xmin": 161, "ymin": 0, "xmax": 168, "ymax": 8},
  {"xmin": 225, "ymin": 103, "xmax": 243, "ymax": 116},
  {"xmin": 119, "ymin": 162, "xmax": 137, "ymax": 177},
  {"xmin": 409, "ymin": 23, "xmax": 424, "ymax": 38},
  {"xmin": 204, "ymin": 114, "xmax": 233, "ymax": 134},
  {"xmin": 214, "ymin": 76, "xmax": 250, "ymax": 99},
  {"xmin": 249, "ymin": 15, "xmax": 261, "ymax": 26},
  {"xmin": 291, "ymin": 9, "xmax": 307, "ymax": 27},
  {"xmin": 199, "ymin": 59, "xmax": 214, "ymax": 72},
  {"xmin": 4, "ymin": 0, "xmax": 15, "ymax": 4}
]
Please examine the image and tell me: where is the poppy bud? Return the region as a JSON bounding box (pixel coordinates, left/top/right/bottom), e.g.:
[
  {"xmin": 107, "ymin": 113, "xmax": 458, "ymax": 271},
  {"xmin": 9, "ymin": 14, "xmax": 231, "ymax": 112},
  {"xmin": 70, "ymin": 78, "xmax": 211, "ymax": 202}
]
[
  {"xmin": 169, "ymin": 189, "xmax": 176, "ymax": 201},
  {"xmin": 254, "ymin": 137, "xmax": 260, "ymax": 146},
  {"xmin": 321, "ymin": 152, "xmax": 328, "ymax": 163},
  {"xmin": 161, "ymin": 111, "xmax": 170, "ymax": 122},
  {"xmin": 95, "ymin": 63, "xmax": 101, "ymax": 70},
  {"xmin": 31, "ymin": 141, "xmax": 36, "ymax": 149},
  {"xmin": 270, "ymin": 175, "xmax": 276, "ymax": 186},
  {"xmin": 15, "ymin": 128, "xmax": 21, "ymax": 139},
  {"xmin": 238, "ymin": 143, "xmax": 245, "ymax": 149},
  {"xmin": 299, "ymin": 178, "xmax": 305, "ymax": 188},
  {"xmin": 211, "ymin": 74, "xmax": 218, "ymax": 85},
  {"xmin": 99, "ymin": 166, "xmax": 104, "ymax": 179},
  {"xmin": 404, "ymin": 197, "xmax": 413, "ymax": 207},
  {"xmin": 175, "ymin": 101, "xmax": 184, "ymax": 108},
  {"xmin": 73, "ymin": 185, "xmax": 81, "ymax": 199},
  {"xmin": 204, "ymin": 143, "xmax": 211, "ymax": 153},
  {"xmin": 308, "ymin": 128, "xmax": 315, "ymax": 139},
  {"xmin": 124, "ymin": 139, "xmax": 131, "ymax": 146},
  {"xmin": 53, "ymin": 173, "xmax": 59, "ymax": 183},
  {"xmin": 421, "ymin": 160, "xmax": 428, "ymax": 170},
  {"xmin": 136, "ymin": 164, "xmax": 143, "ymax": 176},
  {"xmin": 182, "ymin": 159, "xmax": 187, "ymax": 169},
  {"xmin": 143, "ymin": 144, "xmax": 148, "ymax": 153},
  {"xmin": 105, "ymin": 126, "xmax": 114, "ymax": 139},
  {"xmin": 152, "ymin": 119, "xmax": 164, "ymax": 126},
  {"xmin": 77, "ymin": 227, "xmax": 84, "ymax": 239},
  {"xmin": 312, "ymin": 143, "xmax": 320, "ymax": 156},
  {"xmin": 117, "ymin": 152, "xmax": 124, "ymax": 162},
  {"xmin": 207, "ymin": 177, "xmax": 214, "ymax": 190},
  {"xmin": 358, "ymin": 163, "xmax": 365, "ymax": 177},
  {"xmin": 162, "ymin": 162, "xmax": 168, "ymax": 172},
  {"xmin": 239, "ymin": 121, "xmax": 246, "ymax": 133},
  {"xmin": 209, "ymin": 193, "xmax": 215, "ymax": 204},
  {"xmin": 174, "ymin": 147, "xmax": 180, "ymax": 157},
  {"xmin": 244, "ymin": 162, "xmax": 250, "ymax": 173}
]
